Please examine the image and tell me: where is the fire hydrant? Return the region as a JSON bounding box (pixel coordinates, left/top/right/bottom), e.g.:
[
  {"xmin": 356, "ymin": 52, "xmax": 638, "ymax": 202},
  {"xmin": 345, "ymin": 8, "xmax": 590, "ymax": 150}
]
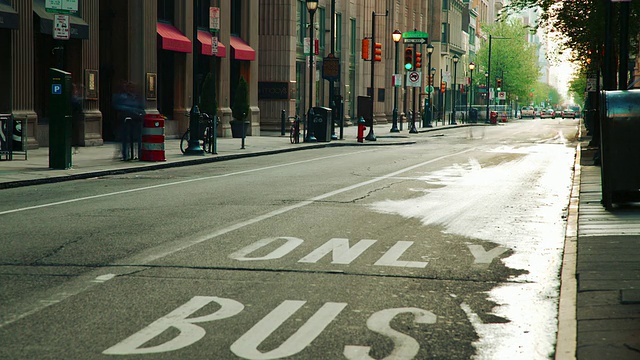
[
  {"xmin": 490, "ymin": 111, "xmax": 498, "ymax": 124},
  {"xmin": 357, "ymin": 117, "xmax": 366, "ymax": 143}
]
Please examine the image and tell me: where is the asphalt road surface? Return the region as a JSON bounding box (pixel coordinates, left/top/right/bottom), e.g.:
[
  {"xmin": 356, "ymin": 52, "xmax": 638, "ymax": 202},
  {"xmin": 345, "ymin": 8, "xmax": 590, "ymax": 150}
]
[{"xmin": 0, "ymin": 118, "xmax": 579, "ymax": 359}]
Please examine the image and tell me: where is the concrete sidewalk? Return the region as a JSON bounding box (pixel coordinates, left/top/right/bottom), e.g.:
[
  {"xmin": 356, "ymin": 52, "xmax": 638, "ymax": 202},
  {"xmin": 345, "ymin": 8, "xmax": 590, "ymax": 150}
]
[{"xmin": 566, "ymin": 138, "xmax": 640, "ymax": 360}]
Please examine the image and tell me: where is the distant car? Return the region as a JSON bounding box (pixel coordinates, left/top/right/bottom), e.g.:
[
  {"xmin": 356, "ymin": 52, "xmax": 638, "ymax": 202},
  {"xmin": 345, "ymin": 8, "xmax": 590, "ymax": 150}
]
[
  {"xmin": 561, "ymin": 108, "xmax": 576, "ymax": 118},
  {"xmin": 540, "ymin": 109, "xmax": 556, "ymax": 119},
  {"xmin": 534, "ymin": 108, "xmax": 541, "ymax": 118},
  {"xmin": 520, "ymin": 106, "xmax": 535, "ymax": 118}
]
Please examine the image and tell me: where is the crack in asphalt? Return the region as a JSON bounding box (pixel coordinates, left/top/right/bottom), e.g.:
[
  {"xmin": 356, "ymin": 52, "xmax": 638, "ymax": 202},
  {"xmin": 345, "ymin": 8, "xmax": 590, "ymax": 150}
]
[
  {"xmin": 0, "ymin": 262, "xmax": 534, "ymax": 284},
  {"xmin": 30, "ymin": 237, "xmax": 83, "ymax": 265}
]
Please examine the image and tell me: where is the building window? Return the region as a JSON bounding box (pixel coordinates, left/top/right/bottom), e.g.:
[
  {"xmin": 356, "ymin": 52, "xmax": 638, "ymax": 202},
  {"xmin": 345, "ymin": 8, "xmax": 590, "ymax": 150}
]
[
  {"xmin": 441, "ymin": 22, "xmax": 448, "ymax": 44},
  {"xmin": 335, "ymin": 13, "xmax": 342, "ymax": 54},
  {"xmin": 158, "ymin": 0, "xmax": 175, "ymax": 22},
  {"xmin": 297, "ymin": 0, "xmax": 306, "ymax": 46},
  {"xmin": 231, "ymin": 0, "xmax": 242, "ymax": 36},
  {"xmin": 319, "ymin": 7, "xmax": 326, "ymax": 51},
  {"xmin": 443, "ymin": 0, "xmax": 449, "ymax": 11}
]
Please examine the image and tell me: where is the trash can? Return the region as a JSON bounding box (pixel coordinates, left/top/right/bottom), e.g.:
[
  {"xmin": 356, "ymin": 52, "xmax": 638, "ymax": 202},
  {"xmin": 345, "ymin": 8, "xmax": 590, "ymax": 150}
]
[
  {"xmin": 310, "ymin": 106, "xmax": 332, "ymax": 142},
  {"xmin": 600, "ymin": 89, "xmax": 640, "ymax": 209},
  {"xmin": 469, "ymin": 108, "xmax": 478, "ymax": 123}
]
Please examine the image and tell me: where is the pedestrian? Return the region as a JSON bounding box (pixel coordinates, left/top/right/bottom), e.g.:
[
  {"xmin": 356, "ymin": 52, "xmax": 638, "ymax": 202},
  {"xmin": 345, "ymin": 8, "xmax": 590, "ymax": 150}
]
[
  {"xmin": 71, "ymin": 83, "xmax": 83, "ymax": 154},
  {"xmin": 113, "ymin": 81, "xmax": 144, "ymax": 160}
]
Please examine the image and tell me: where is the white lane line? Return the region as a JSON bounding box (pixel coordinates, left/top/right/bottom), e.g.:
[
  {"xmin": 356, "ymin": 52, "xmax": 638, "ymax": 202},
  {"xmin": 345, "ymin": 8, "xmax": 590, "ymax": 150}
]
[
  {"xmin": 0, "ymin": 151, "xmax": 368, "ymax": 216},
  {"xmin": 120, "ymin": 148, "xmax": 474, "ymax": 265},
  {"xmin": 0, "ymin": 148, "xmax": 473, "ymax": 328}
]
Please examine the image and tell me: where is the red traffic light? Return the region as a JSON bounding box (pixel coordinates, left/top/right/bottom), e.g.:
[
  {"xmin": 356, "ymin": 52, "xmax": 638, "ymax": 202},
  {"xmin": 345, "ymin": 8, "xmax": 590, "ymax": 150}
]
[
  {"xmin": 415, "ymin": 52, "xmax": 422, "ymax": 69},
  {"xmin": 374, "ymin": 43, "xmax": 382, "ymax": 62},
  {"xmin": 361, "ymin": 39, "xmax": 370, "ymax": 60}
]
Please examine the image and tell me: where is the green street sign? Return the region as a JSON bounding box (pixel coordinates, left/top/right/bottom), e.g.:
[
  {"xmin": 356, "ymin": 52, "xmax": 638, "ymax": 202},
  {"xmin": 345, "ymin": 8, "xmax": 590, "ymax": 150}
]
[{"xmin": 402, "ymin": 30, "xmax": 428, "ymax": 39}]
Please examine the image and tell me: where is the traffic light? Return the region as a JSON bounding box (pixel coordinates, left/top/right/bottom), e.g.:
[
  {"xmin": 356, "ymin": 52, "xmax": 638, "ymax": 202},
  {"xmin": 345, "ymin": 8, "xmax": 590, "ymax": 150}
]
[
  {"xmin": 361, "ymin": 39, "xmax": 370, "ymax": 60},
  {"xmin": 415, "ymin": 52, "xmax": 422, "ymax": 69},
  {"xmin": 404, "ymin": 48, "xmax": 413, "ymax": 70},
  {"xmin": 429, "ymin": 74, "xmax": 434, "ymax": 85},
  {"xmin": 496, "ymin": 78, "xmax": 502, "ymax": 91},
  {"xmin": 441, "ymin": 81, "xmax": 446, "ymax": 93},
  {"xmin": 374, "ymin": 42, "xmax": 382, "ymax": 62}
]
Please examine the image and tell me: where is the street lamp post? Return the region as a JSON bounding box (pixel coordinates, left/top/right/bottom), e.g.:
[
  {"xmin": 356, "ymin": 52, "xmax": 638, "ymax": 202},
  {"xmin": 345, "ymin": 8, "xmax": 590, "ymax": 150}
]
[
  {"xmin": 305, "ymin": 0, "xmax": 318, "ymax": 142},
  {"xmin": 390, "ymin": 29, "xmax": 402, "ymax": 133},
  {"xmin": 451, "ymin": 54, "xmax": 459, "ymax": 125},
  {"xmin": 430, "ymin": 67, "xmax": 436, "ymax": 126},
  {"xmin": 185, "ymin": 0, "xmax": 204, "ymax": 155},
  {"xmin": 468, "ymin": 62, "xmax": 475, "ymax": 122},
  {"xmin": 424, "ymin": 44, "xmax": 434, "ymax": 127}
]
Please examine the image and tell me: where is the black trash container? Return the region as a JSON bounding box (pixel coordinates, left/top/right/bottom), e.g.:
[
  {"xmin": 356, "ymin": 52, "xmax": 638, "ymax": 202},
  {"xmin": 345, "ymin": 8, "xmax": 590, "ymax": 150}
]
[
  {"xmin": 600, "ymin": 89, "xmax": 640, "ymax": 209},
  {"xmin": 310, "ymin": 106, "xmax": 332, "ymax": 142},
  {"xmin": 469, "ymin": 108, "xmax": 478, "ymax": 123}
]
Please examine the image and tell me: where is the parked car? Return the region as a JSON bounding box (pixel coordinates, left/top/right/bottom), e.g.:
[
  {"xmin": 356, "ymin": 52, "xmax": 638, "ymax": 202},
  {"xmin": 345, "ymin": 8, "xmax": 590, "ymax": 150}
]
[
  {"xmin": 561, "ymin": 108, "xmax": 577, "ymax": 118},
  {"xmin": 540, "ymin": 108, "xmax": 556, "ymax": 119},
  {"xmin": 520, "ymin": 106, "xmax": 535, "ymax": 118}
]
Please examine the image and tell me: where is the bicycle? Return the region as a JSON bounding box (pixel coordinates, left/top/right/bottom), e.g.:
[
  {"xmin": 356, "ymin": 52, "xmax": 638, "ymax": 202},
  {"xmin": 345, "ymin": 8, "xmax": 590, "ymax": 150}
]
[
  {"xmin": 288, "ymin": 115, "xmax": 301, "ymax": 144},
  {"xmin": 180, "ymin": 112, "xmax": 218, "ymax": 154}
]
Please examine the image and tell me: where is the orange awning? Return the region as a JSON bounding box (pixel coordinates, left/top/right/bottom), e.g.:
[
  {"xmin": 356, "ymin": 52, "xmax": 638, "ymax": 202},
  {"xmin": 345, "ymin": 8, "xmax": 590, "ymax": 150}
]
[
  {"xmin": 157, "ymin": 22, "xmax": 192, "ymax": 53},
  {"xmin": 230, "ymin": 36, "xmax": 255, "ymax": 61},
  {"xmin": 197, "ymin": 30, "xmax": 226, "ymax": 58}
]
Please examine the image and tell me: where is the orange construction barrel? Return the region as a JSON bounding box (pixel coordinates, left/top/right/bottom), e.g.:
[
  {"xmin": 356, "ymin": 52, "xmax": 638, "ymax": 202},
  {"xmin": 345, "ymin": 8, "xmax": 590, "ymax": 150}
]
[{"xmin": 140, "ymin": 114, "xmax": 166, "ymax": 161}]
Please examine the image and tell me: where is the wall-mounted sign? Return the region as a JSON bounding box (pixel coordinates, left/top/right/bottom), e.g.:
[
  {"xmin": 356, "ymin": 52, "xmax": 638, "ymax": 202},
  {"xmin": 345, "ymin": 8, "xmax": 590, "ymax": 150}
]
[
  {"xmin": 258, "ymin": 82, "xmax": 293, "ymax": 100},
  {"xmin": 146, "ymin": 73, "xmax": 157, "ymax": 100},
  {"xmin": 209, "ymin": 7, "xmax": 220, "ymax": 32},
  {"xmin": 53, "ymin": 14, "xmax": 70, "ymax": 40},
  {"xmin": 46, "ymin": 0, "xmax": 78, "ymax": 14},
  {"xmin": 84, "ymin": 69, "xmax": 98, "ymax": 100}
]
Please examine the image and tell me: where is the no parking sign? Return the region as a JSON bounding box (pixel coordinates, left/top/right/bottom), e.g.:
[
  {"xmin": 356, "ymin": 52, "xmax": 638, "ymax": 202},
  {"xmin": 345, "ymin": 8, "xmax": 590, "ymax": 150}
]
[{"xmin": 406, "ymin": 71, "xmax": 421, "ymax": 87}]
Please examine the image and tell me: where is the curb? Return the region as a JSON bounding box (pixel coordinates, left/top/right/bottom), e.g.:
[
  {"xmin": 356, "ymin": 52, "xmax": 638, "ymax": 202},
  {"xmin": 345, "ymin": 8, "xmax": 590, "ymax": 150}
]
[
  {"xmin": 0, "ymin": 140, "xmax": 416, "ymax": 190},
  {"xmin": 554, "ymin": 130, "xmax": 582, "ymax": 360}
]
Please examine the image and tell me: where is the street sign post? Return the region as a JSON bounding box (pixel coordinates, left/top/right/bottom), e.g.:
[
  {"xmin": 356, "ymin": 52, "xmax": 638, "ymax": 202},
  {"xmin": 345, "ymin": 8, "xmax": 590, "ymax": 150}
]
[{"xmin": 402, "ymin": 30, "xmax": 429, "ymax": 44}]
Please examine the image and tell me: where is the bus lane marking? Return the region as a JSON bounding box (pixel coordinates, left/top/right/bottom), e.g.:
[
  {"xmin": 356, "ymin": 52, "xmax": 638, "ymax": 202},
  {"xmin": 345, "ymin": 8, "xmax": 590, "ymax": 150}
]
[{"xmin": 103, "ymin": 295, "xmax": 439, "ymax": 359}]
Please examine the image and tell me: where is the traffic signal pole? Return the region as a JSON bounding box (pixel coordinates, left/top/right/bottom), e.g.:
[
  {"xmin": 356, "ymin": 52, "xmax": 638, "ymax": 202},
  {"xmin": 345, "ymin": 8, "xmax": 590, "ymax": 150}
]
[
  {"xmin": 366, "ymin": 10, "xmax": 388, "ymax": 141},
  {"xmin": 410, "ymin": 42, "xmax": 418, "ymax": 133}
]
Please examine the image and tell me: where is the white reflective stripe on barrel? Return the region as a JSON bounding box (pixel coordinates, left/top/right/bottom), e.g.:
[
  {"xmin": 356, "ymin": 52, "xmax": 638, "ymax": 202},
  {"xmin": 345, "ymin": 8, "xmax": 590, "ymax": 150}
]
[
  {"xmin": 141, "ymin": 127, "xmax": 165, "ymax": 136},
  {"xmin": 141, "ymin": 143, "xmax": 165, "ymax": 151}
]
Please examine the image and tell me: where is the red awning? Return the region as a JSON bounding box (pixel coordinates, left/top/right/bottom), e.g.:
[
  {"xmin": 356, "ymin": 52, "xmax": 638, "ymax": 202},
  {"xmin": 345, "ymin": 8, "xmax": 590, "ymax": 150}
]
[
  {"xmin": 197, "ymin": 30, "xmax": 227, "ymax": 58},
  {"xmin": 230, "ymin": 36, "xmax": 255, "ymax": 61},
  {"xmin": 157, "ymin": 22, "xmax": 192, "ymax": 53}
]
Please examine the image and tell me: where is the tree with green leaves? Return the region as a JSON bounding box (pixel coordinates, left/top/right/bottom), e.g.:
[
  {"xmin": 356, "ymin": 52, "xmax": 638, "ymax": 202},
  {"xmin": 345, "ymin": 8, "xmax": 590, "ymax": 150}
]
[
  {"xmin": 199, "ymin": 72, "xmax": 217, "ymax": 117},
  {"xmin": 504, "ymin": 0, "xmax": 640, "ymax": 78},
  {"xmin": 231, "ymin": 76, "xmax": 249, "ymax": 122},
  {"xmin": 474, "ymin": 19, "xmax": 541, "ymax": 104}
]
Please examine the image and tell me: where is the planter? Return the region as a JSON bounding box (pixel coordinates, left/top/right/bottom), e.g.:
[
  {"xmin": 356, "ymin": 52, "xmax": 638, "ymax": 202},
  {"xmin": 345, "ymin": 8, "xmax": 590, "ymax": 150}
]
[{"xmin": 230, "ymin": 120, "xmax": 249, "ymax": 138}]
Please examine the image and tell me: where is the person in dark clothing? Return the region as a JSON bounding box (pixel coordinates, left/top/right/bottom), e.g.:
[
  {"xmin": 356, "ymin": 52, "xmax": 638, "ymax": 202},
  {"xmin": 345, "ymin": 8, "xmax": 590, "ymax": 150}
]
[{"xmin": 113, "ymin": 81, "xmax": 144, "ymax": 160}]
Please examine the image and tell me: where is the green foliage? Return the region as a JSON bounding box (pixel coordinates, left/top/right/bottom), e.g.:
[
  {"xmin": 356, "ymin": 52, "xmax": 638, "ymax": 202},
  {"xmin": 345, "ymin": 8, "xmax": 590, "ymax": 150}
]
[
  {"xmin": 569, "ymin": 72, "xmax": 587, "ymax": 106},
  {"xmin": 199, "ymin": 72, "xmax": 217, "ymax": 117},
  {"xmin": 504, "ymin": 0, "xmax": 640, "ymax": 75},
  {"xmin": 473, "ymin": 19, "xmax": 541, "ymax": 102},
  {"xmin": 231, "ymin": 76, "xmax": 249, "ymax": 122},
  {"xmin": 532, "ymin": 81, "xmax": 561, "ymax": 107}
]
